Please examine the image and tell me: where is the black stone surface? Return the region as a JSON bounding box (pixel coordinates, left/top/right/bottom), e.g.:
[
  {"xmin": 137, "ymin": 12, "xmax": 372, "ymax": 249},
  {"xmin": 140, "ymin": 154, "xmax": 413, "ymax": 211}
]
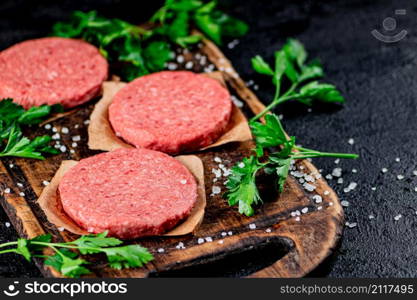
[{"xmin": 1, "ymin": 0, "xmax": 417, "ymax": 278}]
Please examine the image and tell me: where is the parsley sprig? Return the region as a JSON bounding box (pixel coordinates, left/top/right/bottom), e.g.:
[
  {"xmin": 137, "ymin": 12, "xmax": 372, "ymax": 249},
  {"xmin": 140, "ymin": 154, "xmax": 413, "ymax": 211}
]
[
  {"xmin": 52, "ymin": 1, "xmax": 248, "ymax": 81},
  {"xmin": 0, "ymin": 232, "xmax": 153, "ymax": 278},
  {"xmin": 251, "ymin": 39, "xmax": 344, "ymax": 122},
  {"xmin": 225, "ymin": 40, "xmax": 358, "ymax": 217},
  {"xmin": 0, "ymin": 99, "xmax": 61, "ymax": 160}
]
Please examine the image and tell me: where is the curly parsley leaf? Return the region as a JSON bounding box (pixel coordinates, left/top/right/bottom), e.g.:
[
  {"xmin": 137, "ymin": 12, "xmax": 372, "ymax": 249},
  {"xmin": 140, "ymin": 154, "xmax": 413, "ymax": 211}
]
[
  {"xmin": 0, "ymin": 232, "xmax": 153, "ymax": 278},
  {"xmin": 103, "ymin": 245, "xmax": 154, "ymax": 270},
  {"xmin": 225, "ymin": 156, "xmax": 263, "ymax": 216}
]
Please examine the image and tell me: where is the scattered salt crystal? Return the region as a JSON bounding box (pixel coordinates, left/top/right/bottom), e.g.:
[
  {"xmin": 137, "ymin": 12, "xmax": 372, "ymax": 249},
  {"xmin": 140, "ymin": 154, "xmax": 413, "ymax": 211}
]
[
  {"xmin": 413, "ymin": 170, "xmax": 417, "ymax": 176},
  {"xmin": 290, "ymin": 211, "xmax": 297, "ymax": 217},
  {"xmin": 352, "ymin": 169, "xmax": 358, "ymax": 173},
  {"xmin": 42, "ymin": 181, "xmax": 49, "ymax": 186},
  {"xmin": 325, "ymin": 174, "xmax": 333, "ymax": 180},
  {"xmin": 176, "ymin": 242, "xmax": 185, "ymax": 249},
  {"xmin": 157, "ymin": 248, "xmax": 165, "ymax": 253},
  {"xmin": 17, "ymin": 183, "xmax": 23, "ymax": 187},
  {"xmin": 218, "ymin": 240, "xmax": 224, "ymax": 244},
  {"xmin": 19, "ymin": 192, "xmax": 25, "ymax": 197},
  {"xmin": 415, "ymin": 187, "xmax": 417, "ymax": 192},
  {"xmin": 176, "ymin": 55, "xmax": 184, "ymax": 63},
  {"xmin": 212, "ymin": 186, "xmax": 221, "ymax": 195},
  {"xmin": 238, "ymin": 162, "xmax": 245, "ymax": 168},
  {"xmin": 52, "ymin": 127, "xmax": 58, "ymax": 133},
  {"xmin": 295, "ymin": 217, "xmax": 300, "ymax": 222},
  {"xmin": 231, "ymin": 95, "xmax": 244, "ymax": 108},
  {"xmin": 61, "ymin": 127, "xmax": 69, "ymax": 134},
  {"xmin": 58, "ymin": 227, "xmax": 65, "ymax": 232},
  {"xmin": 5, "ymin": 222, "xmax": 10, "ymax": 228},
  {"xmin": 72, "ymin": 135, "xmax": 81, "ymax": 142},
  {"xmin": 332, "ymin": 168, "xmax": 342, "ymax": 177},
  {"xmin": 212, "ymin": 168, "xmax": 222, "ymax": 178},
  {"xmin": 4, "ymin": 188, "xmax": 11, "ymax": 194},
  {"xmin": 348, "ymin": 182, "xmax": 358, "ymax": 190},
  {"xmin": 71, "ymin": 142, "xmax": 78, "ymax": 148},
  {"xmin": 328, "ymin": 202, "xmax": 334, "ymax": 206},
  {"xmin": 44, "ymin": 124, "xmax": 51, "ymax": 130},
  {"xmin": 185, "ymin": 61, "xmax": 194, "ymax": 69},
  {"xmin": 221, "ymin": 232, "xmax": 227, "ymax": 237},
  {"xmin": 214, "ymin": 157, "xmax": 222, "ymax": 163},
  {"xmin": 52, "ymin": 133, "xmax": 60, "ymax": 140},
  {"xmin": 83, "ymin": 120, "xmax": 90, "ymax": 125},
  {"xmin": 60, "ymin": 145, "xmax": 67, "ymax": 153},
  {"xmin": 371, "ymin": 187, "xmax": 377, "ymax": 191},
  {"xmin": 74, "ymin": 124, "xmax": 79, "ymax": 129},
  {"xmin": 394, "ymin": 214, "xmax": 402, "ymax": 221},
  {"xmin": 337, "ymin": 178, "xmax": 344, "ymax": 184},
  {"xmin": 205, "ymin": 237, "xmax": 213, "ymax": 242},
  {"xmin": 301, "ymin": 207, "xmax": 309, "ymax": 214},
  {"xmin": 313, "ymin": 195, "xmax": 322, "ymax": 203},
  {"xmin": 381, "ymin": 168, "xmax": 388, "ymax": 173},
  {"xmin": 228, "ymin": 231, "xmax": 233, "ymax": 236},
  {"xmin": 348, "ymin": 138, "xmax": 355, "ymax": 145},
  {"xmin": 341, "ymin": 200, "xmax": 349, "ymax": 207},
  {"xmin": 369, "ymin": 215, "xmax": 375, "ymax": 219},
  {"xmin": 197, "ymin": 238, "xmax": 205, "ymax": 244},
  {"xmin": 265, "ymin": 228, "xmax": 271, "ymax": 233},
  {"xmin": 334, "ymin": 159, "xmax": 340, "ymax": 164},
  {"xmin": 180, "ymin": 179, "xmax": 187, "ymax": 184},
  {"xmin": 317, "ymin": 206, "xmax": 323, "ymax": 210},
  {"xmin": 249, "ymin": 223, "xmax": 256, "ymax": 229},
  {"xmin": 304, "ymin": 175, "xmax": 314, "ymax": 182},
  {"xmin": 167, "ymin": 62, "xmax": 177, "ymax": 70},
  {"xmin": 397, "ymin": 175, "xmax": 404, "ymax": 180},
  {"xmin": 9, "ymin": 164, "xmax": 13, "ymax": 168},
  {"xmin": 347, "ymin": 222, "xmax": 357, "ymax": 228},
  {"xmin": 395, "ymin": 157, "xmax": 400, "ymax": 162},
  {"xmin": 324, "ymin": 190, "xmax": 330, "ymax": 195},
  {"xmin": 70, "ymin": 149, "xmax": 75, "ymax": 154},
  {"xmin": 303, "ymin": 183, "xmax": 316, "ymax": 192}
]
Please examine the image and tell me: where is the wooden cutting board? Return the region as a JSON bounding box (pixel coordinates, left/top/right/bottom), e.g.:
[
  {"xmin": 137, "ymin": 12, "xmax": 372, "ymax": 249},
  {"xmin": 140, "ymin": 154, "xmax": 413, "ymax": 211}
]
[{"xmin": 0, "ymin": 37, "xmax": 344, "ymax": 278}]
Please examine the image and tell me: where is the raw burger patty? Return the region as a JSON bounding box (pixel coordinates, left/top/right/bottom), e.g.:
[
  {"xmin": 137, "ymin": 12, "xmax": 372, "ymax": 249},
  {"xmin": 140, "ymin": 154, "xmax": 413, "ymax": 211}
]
[
  {"xmin": 58, "ymin": 148, "xmax": 197, "ymax": 239},
  {"xmin": 0, "ymin": 37, "xmax": 108, "ymax": 108},
  {"xmin": 108, "ymin": 71, "xmax": 232, "ymax": 154}
]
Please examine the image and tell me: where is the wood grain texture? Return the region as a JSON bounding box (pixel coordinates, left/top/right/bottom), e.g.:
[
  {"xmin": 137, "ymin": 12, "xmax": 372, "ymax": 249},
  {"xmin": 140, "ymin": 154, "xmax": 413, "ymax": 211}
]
[{"xmin": 0, "ymin": 37, "xmax": 344, "ymax": 278}]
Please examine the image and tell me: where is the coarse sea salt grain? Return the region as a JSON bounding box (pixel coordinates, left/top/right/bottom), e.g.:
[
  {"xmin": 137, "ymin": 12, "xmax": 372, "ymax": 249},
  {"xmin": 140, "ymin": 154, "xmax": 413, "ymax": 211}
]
[
  {"xmin": 218, "ymin": 240, "xmax": 224, "ymax": 244},
  {"xmin": 341, "ymin": 200, "xmax": 349, "ymax": 207},
  {"xmin": 42, "ymin": 181, "xmax": 49, "ymax": 186},
  {"xmin": 301, "ymin": 207, "xmax": 309, "ymax": 214},
  {"xmin": 185, "ymin": 61, "xmax": 194, "ymax": 69},
  {"xmin": 19, "ymin": 192, "xmax": 25, "ymax": 197},
  {"xmin": 221, "ymin": 232, "xmax": 227, "ymax": 237},
  {"xmin": 44, "ymin": 124, "xmax": 51, "ymax": 130},
  {"xmin": 212, "ymin": 186, "xmax": 221, "ymax": 195},
  {"xmin": 413, "ymin": 170, "xmax": 417, "ymax": 176},
  {"xmin": 348, "ymin": 138, "xmax": 355, "ymax": 145},
  {"xmin": 17, "ymin": 183, "xmax": 23, "ymax": 187},
  {"xmin": 58, "ymin": 227, "xmax": 65, "ymax": 232},
  {"xmin": 176, "ymin": 55, "xmax": 184, "ymax": 63},
  {"xmin": 72, "ymin": 135, "xmax": 81, "ymax": 142},
  {"xmin": 397, "ymin": 175, "xmax": 404, "ymax": 180},
  {"xmin": 295, "ymin": 217, "xmax": 300, "ymax": 222},
  {"xmin": 313, "ymin": 195, "xmax": 322, "ymax": 203},
  {"xmin": 61, "ymin": 127, "xmax": 69, "ymax": 134},
  {"xmin": 60, "ymin": 145, "xmax": 67, "ymax": 153},
  {"xmin": 72, "ymin": 142, "xmax": 78, "ymax": 148},
  {"xmin": 238, "ymin": 162, "xmax": 245, "ymax": 168},
  {"xmin": 334, "ymin": 159, "xmax": 340, "ymax": 164},
  {"xmin": 5, "ymin": 222, "xmax": 10, "ymax": 228},
  {"xmin": 180, "ymin": 179, "xmax": 187, "ymax": 184},
  {"xmin": 395, "ymin": 157, "xmax": 400, "ymax": 162},
  {"xmin": 303, "ymin": 183, "xmax": 316, "ymax": 192},
  {"xmin": 381, "ymin": 168, "xmax": 388, "ymax": 173},
  {"xmin": 9, "ymin": 164, "xmax": 13, "ymax": 168},
  {"xmin": 352, "ymin": 169, "xmax": 358, "ymax": 173},
  {"xmin": 52, "ymin": 127, "xmax": 58, "ymax": 133},
  {"xmin": 228, "ymin": 231, "xmax": 233, "ymax": 236},
  {"xmin": 369, "ymin": 215, "xmax": 375, "ymax": 219},
  {"xmin": 197, "ymin": 238, "xmax": 205, "ymax": 244},
  {"xmin": 337, "ymin": 178, "xmax": 344, "ymax": 184},
  {"xmin": 157, "ymin": 248, "xmax": 165, "ymax": 253},
  {"xmin": 205, "ymin": 237, "xmax": 213, "ymax": 242},
  {"xmin": 176, "ymin": 242, "xmax": 185, "ymax": 249},
  {"xmin": 265, "ymin": 228, "xmax": 272, "ymax": 233},
  {"xmin": 249, "ymin": 223, "xmax": 256, "ymax": 229},
  {"xmin": 324, "ymin": 190, "xmax": 330, "ymax": 196},
  {"xmin": 332, "ymin": 168, "xmax": 342, "ymax": 177},
  {"xmin": 214, "ymin": 157, "xmax": 222, "ymax": 163},
  {"xmin": 394, "ymin": 214, "xmax": 402, "ymax": 221},
  {"xmin": 317, "ymin": 206, "xmax": 323, "ymax": 210},
  {"xmin": 4, "ymin": 188, "xmax": 11, "ymax": 194}
]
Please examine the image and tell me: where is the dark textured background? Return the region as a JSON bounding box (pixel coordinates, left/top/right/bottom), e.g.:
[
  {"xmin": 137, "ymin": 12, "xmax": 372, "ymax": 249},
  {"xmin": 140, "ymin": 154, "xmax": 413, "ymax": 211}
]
[{"xmin": 1, "ymin": 0, "xmax": 417, "ymax": 278}]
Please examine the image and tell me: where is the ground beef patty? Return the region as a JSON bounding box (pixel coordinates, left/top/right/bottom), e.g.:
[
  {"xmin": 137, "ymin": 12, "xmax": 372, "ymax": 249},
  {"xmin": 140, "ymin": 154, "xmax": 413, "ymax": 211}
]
[
  {"xmin": 109, "ymin": 71, "xmax": 232, "ymax": 154},
  {"xmin": 0, "ymin": 37, "xmax": 108, "ymax": 108},
  {"xmin": 58, "ymin": 148, "xmax": 197, "ymax": 239}
]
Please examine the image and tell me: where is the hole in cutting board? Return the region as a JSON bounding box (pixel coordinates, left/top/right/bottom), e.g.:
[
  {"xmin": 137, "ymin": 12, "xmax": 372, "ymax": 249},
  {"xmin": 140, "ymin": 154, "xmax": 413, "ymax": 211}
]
[{"xmin": 150, "ymin": 236, "xmax": 293, "ymax": 277}]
